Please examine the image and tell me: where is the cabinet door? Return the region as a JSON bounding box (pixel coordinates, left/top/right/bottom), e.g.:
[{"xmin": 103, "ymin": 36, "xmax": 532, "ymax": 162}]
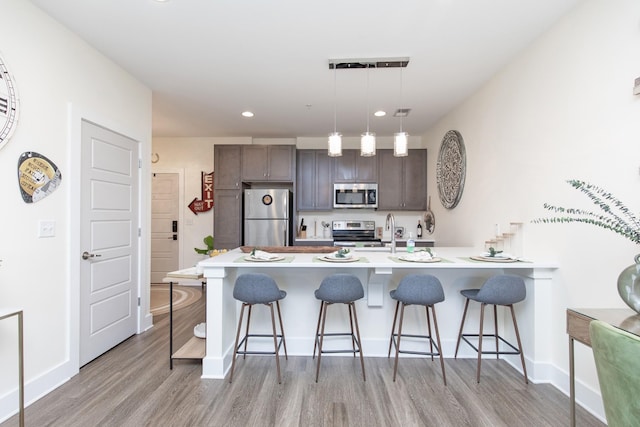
[
  {"xmin": 333, "ymin": 149, "xmax": 377, "ymax": 182},
  {"xmin": 296, "ymin": 150, "xmax": 316, "ymax": 210},
  {"xmin": 241, "ymin": 146, "xmax": 268, "ymax": 181},
  {"xmin": 314, "ymin": 151, "xmax": 333, "ymax": 209},
  {"xmin": 402, "ymin": 149, "xmax": 427, "ymax": 210},
  {"xmin": 214, "ymin": 145, "xmax": 242, "ymax": 189},
  {"xmin": 213, "ymin": 189, "xmax": 242, "ymax": 249},
  {"xmin": 267, "ymin": 145, "xmax": 294, "ymax": 181},
  {"xmin": 377, "ymin": 150, "xmax": 404, "ymax": 209}
]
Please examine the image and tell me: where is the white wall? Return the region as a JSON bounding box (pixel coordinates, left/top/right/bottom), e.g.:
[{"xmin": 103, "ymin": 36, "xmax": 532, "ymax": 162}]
[
  {"xmin": 0, "ymin": 0, "xmax": 151, "ymax": 421},
  {"xmin": 422, "ymin": 0, "xmax": 640, "ymax": 420}
]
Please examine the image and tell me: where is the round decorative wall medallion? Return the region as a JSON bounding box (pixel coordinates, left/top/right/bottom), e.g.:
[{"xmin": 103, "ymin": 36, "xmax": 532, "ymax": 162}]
[
  {"xmin": 0, "ymin": 52, "xmax": 19, "ymax": 150},
  {"xmin": 436, "ymin": 130, "xmax": 466, "ymax": 209}
]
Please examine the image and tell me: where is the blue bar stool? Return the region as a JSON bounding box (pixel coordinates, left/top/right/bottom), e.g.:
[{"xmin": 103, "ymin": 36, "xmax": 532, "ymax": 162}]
[
  {"xmin": 313, "ymin": 273, "xmax": 366, "ymax": 382},
  {"xmin": 388, "ymin": 274, "xmax": 446, "ymax": 384},
  {"xmin": 229, "ymin": 273, "xmax": 288, "ymax": 384},
  {"xmin": 454, "ymin": 274, "xmax": 528, "ymax": 383}
]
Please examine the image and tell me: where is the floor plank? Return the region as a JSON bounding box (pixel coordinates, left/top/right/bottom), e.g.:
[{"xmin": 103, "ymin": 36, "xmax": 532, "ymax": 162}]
[{"xmin": 1, "ymin": 296, "xmax": 604, "ymax": 426}]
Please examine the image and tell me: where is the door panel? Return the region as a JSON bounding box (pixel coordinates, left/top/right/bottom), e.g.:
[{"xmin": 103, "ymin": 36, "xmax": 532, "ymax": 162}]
[
  {"xmin": 151, "ymin": 173, "xmax": 179, "ymax": 283},
  {"xmin": 80, "ymin": 120, "xmax": 138, "ymax": 366}
]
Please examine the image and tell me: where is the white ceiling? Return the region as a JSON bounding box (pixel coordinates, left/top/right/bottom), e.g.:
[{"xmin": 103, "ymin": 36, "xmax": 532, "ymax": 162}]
[{"xmin": 29, "ymin": 0, "xmax": 580, "ymax": 139}]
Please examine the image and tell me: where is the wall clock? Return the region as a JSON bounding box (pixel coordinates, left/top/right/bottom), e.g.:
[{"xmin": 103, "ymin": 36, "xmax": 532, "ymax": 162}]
[
  {"xmin": 436, "ymin": 130, "xmax": 466, "ymax": 209},
  {"xmin": 0, "ymin": 52, "xmax": 19, "ymax": 150}
]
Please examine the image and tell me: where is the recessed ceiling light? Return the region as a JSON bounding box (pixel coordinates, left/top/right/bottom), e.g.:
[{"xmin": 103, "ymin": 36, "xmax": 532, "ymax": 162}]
[
  {"xmin": 242, "ymin": 111, "xmax": 254, "ymax": 118},
  {"xmin": 374, "ymin": 110, "xmax": 386, "ymax": 117}
]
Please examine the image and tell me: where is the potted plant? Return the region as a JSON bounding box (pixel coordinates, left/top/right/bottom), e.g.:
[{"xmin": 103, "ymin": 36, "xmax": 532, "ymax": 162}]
[
  {"xmin": 194, "ymin": 235, "xmax": 214, "ymax": 255},
  {"xmin": 532, "ymin": 179, "xmax": 640, "ymax": 312}
]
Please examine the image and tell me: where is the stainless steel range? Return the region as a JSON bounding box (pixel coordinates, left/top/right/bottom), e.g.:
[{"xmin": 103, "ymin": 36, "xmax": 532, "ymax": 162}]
[{"xmin": 332, "ymin": 220, "xmax": 383, "ymax": 247}]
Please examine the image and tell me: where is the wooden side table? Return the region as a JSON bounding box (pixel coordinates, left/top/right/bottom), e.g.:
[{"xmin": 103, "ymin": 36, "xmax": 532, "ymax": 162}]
[
  {"xmin": 566, "ymin": 308, "xmax": 640, "ymax": 427},
  {"xmin": 0, "ymin": 308, "xmax": 24, "ymax": 427}
]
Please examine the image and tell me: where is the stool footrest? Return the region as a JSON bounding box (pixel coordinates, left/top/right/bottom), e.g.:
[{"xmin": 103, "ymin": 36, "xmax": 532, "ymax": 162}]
[
  {"xmin": 235, "ymin": 334, "xmax": 285, "ymax": 356},
  {"xmin": 461, "ymin": 333, "xmax": 521, "ymax": 355},
  {"xmin": 315, "ymin": 332, "xmax": 362, "ymax": 355},
  {"xmin": 391, "ymin": 333, "xmax": 441, "ymax": 357}
]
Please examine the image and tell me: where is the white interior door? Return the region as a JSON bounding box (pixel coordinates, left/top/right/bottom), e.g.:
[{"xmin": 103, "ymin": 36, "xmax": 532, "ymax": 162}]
[
  {"xmin": 80, "ymin": 120, "xmax": 138, "ymax": 366},
  {"xmin": 151, "ymin": 173, "xmax": 179, "ymax": 283}
]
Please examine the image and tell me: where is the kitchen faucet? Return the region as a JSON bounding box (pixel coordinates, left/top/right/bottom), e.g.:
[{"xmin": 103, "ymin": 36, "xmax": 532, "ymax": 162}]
[{"xmin": 385, "ymin": 213, "xmax": 396, "ymax": 253}]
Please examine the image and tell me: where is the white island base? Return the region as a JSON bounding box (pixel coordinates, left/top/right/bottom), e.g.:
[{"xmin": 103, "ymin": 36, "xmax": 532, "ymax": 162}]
[{"xmin": 198, "ymin": 247, "xmax": 557, "ymax": 382}]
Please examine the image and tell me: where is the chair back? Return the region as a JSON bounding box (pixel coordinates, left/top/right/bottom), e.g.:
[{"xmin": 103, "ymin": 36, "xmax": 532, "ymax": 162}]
[
  {"xmin": 233, "ymin": 273, "xmax": 284, "ymax": 304},
  {"xmin": 590, "ymin": 319, "xmax": 640, "ymax": 426},
  {"xmin": 315, "ymin": 274, "xmax": 364, "ymax": 303},
  {"xmin": 475, "ymin": 274, "xmax": 526, "ymax": 305},
  {"xmin": 392, "ymin": 274, "xmax": 444, "ymax": 305}
]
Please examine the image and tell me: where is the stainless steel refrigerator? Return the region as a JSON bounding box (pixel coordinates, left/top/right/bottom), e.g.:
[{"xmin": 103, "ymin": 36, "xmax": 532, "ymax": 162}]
[{"xmin": 243, "ymin": 189, "xmax": 291, "ymax": 247}]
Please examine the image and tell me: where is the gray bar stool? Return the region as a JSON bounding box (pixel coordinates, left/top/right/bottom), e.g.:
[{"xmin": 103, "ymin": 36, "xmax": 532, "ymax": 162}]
[
  {"xmin": 229, "ymin": 273, "xmax": 288, "ymax": 384},
  {"xmin": 388, "ymin": 274, "xmax": 446, "ymax": 384},
  {"xmin": 454, "ymin": 274, "xmax": 528, "ymax": 383},
  {"xmin": 313, "ymin": 273, "xmax": 366, "ymax": 382}
]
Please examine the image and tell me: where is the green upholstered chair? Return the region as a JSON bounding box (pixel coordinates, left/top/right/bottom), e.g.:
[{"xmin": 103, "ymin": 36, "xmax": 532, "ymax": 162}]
[{"xmin": 589, "ymin": 319, "xmax": 640, "ymax": 426}]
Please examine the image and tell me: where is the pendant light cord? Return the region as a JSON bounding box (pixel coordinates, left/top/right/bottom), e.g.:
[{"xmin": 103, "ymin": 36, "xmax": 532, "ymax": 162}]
[{"xmin": 399, "ymin": 66, "xmax": 404, "ymax": 133}]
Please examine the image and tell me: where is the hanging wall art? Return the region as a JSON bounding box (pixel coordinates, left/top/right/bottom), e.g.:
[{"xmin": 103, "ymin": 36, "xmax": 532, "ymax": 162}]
[
  {"xmin": 17, "ymin": 151, "xmax": 62, "ymax": 203},
  {"xmin": 436, "ymin": 130, "xmax": 466, "ymax": 209}
]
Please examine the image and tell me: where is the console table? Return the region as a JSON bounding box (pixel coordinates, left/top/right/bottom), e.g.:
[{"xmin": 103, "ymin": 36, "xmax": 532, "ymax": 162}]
[
  {"xmin": 566, "ymin": 308, "xmax": 640, "ymax": 427},
  {"xmin": 0, "ymin": 308, "xmax": 24, "ymax": 427}
]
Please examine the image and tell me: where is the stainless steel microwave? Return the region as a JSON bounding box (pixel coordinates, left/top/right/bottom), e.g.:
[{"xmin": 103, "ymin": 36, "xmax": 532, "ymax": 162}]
[{"xmin": 333, "ymin": 183, "xmax": 378, "ymax": 209}]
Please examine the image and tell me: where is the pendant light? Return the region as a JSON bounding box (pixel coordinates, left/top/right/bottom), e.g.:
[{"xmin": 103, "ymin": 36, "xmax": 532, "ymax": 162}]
[
  {"xmin": 361, "ymin": 65, "xmax": 376, "ymax": 157},
  {"xmin": 328, "ymin": 64, "xmax": 342, "ymax": 157},
  {"xmin": 394, "ymin": 65, "xmax": 408, "ymax": 157}
]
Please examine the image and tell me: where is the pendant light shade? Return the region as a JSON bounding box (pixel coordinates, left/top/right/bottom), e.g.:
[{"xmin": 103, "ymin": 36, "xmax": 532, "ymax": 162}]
[
  {"xmin": 394, "ymin": 132, "xmax": 408, "ymax": 157},
  {"xmin": 328, "ymin": 132, "xmax": 342, "ymax": 157},
  {"xmin": 361, "ymin": 132, "xmax": 376, "ymax": 157}
]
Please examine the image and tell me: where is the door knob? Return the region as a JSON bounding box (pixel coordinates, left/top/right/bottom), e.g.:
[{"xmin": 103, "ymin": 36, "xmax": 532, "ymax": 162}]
[{"xmin": 82, "ymin": 251, "xmax": 101, "ymax": 260}]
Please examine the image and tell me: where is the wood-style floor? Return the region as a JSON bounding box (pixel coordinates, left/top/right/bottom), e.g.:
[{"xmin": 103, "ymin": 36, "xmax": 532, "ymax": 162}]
[{"xmin": 2, "ymin": 296, "xmax": 604, "ymax": 427}]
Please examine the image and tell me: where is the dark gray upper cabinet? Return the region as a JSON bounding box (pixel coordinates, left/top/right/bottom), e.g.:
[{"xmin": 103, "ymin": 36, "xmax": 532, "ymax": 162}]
[
  {"xmin": 213, "ymin": 189, "xmax": 242, "ymax": 249},
  {"xmin": 241, "ymin": 145, "xmax": 294, "ymax": 182},
  {"xmin": 297, "ymin": 150, "xmax": 334, "ymax": 211},
  {"xmin": 377, "ymin": 149, "xmax": 427, "ymax": 211},
  {"xmin": 214, "ymin": 145, "xmax": 242, "ymax": 189},
  {"xmin": 333, "ymin": 150, "xmax": 377, "ymax": 183}
]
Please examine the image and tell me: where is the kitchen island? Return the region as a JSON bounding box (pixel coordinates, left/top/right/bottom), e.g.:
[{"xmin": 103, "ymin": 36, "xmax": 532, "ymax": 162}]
[{"xmin": 198, "ymin": 247, "xmax": 557, "ymax": 382}]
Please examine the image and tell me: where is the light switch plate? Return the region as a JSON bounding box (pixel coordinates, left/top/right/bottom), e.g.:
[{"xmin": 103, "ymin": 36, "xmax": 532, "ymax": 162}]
[
  {"xmin": 634, "ymin": 77, "xmax": 640, "ymax": 95},
  {"xmin": 38, "ymin": 220, "xmax": 56, "ymax": 237}
]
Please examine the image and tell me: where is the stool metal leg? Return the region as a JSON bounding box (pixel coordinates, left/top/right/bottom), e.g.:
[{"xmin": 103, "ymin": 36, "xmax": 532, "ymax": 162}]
[
  {"xmin": 455, "ymin": 298, "xmax": 470, "ymax": 358},
  {"xmin": 494, "ymin": 304, "xmax": 499, "ymax": 360},
  {"xmin": 229, "ymin": 303, "xmax": 247, "ymax": 383},
  {"xmin": 348, "ymin": 303, "xmax": 357, "ymax": 356},
  {"xmin": 477, "ymin": 303, "xmax": 486, "ymax": 383},
  {"xmin": 315, "ymin": 301, "xmax": 329, "ymax": 382},
  {"xmin": 510, "ymin": 304, "xmax": 529, "ymax": 384},
  {"xmin": 269, "ymin": 302, "xmax": 282, "ymax": 384},
  {"xmin": 313, "ymin": 301, "xmax": 324, "ymax": 359},
  {"xmin": 392, "ymin": 303, "xmax": 406, "ymax": 382},
  {"xmin": 388, "ymin": 300, "xmax": 400, "ymax": 357},
  {"xmin": 430, "ymin": 305, "xmax": 447, "ymax": 385},
  {"xmin": 276, "ymin": 300, "xmax": 288, "ymax": 360},
  {"xmin": 243, "ymin": 304, "xmax": 253, "ymax": 359},
  {"xmin": 350, "ymin": 302, "xmax": 366, "ymax": 382},
  {"xmin": 426, "ymin": 306, "xmax": 434, "ymax": 361}
]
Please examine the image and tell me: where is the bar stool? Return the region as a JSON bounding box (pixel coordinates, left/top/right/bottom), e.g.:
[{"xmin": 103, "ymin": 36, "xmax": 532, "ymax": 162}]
[
  {"xmin": 229, "ymin": 273, "xmax": 288, "ymax": 384},
  {"xmin": 388, "ymin": 274, "xmax": 447, "ymax": 384},
  {"xmin": 454, "ymin": 274, "xmax": 528, "ymax": 384},
  {"xmin": 313, "ymin": 273, "xmax": 366, "ymax": 382}
]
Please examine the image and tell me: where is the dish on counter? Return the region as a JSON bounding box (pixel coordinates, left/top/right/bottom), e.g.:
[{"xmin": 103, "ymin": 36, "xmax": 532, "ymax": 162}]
[
  {"xmin": 471, "ymin": 255, "xmax": 517, "ymax": 263},
  {"xmin": 319, "ymin": 253, "xmax": 360, "ymax": 263},
  {"xmin": 397, "ymin": 253, "xmax": 441, "ymax": 263},
  {"xmin": 244, "ymin": 254, "xmax": 285, "ymax": 262}
]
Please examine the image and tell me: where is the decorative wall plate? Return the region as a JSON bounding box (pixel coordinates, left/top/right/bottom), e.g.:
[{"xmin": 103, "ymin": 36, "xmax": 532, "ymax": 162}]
[
  {"xmin": 436, "ymin": 130, "xmax": 466, "ymax": 209},
  {"xmin": 17, "ymin": 151, "xmax": 62, "ymax": 203},
  {"xmin": 0, "ymin": 52, "xmax": 19, "ymax": 150}
]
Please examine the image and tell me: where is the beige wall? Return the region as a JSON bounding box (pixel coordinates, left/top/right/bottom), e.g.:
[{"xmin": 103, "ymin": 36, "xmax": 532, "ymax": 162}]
[
  {"xmin": 0, "ymin": 0, "xmax": 151, "ymax": 419},
  {"xmin": 422, "ymin": 0, "xmax": 640, "ymax": 419}
]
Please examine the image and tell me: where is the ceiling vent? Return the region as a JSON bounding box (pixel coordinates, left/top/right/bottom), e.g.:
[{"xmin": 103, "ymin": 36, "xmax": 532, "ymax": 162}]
[{"xmin": 394, "ymin": 109, "xmax": 411, "ymax": 117}]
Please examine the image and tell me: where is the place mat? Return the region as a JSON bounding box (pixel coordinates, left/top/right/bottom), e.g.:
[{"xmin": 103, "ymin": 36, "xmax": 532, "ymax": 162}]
[
  {"xmin": 313, "ymin": 256, "xmax": 369, "ymax": 263},
  {"xmin": 234, "ymin": 255, "xmax": 295, "ymax": 263},
  {"xmin": 464, "ymin": 256, "xmax": 529, "ymax": 263},
  {"xmin": 389, "ymin": 256, "xmax": 451, "ymax": 263}
]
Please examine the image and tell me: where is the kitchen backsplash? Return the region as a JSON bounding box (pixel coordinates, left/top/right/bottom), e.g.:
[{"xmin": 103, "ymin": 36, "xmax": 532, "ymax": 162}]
[{"xmin": 296, "ymin": 211, "xmax": 427, "ymax": 240}]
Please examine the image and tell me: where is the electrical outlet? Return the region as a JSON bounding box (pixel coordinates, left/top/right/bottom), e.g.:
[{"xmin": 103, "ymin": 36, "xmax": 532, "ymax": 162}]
[{"xmin": 38, "ymin": 220, "xmax": 56, "ymax": 238}]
